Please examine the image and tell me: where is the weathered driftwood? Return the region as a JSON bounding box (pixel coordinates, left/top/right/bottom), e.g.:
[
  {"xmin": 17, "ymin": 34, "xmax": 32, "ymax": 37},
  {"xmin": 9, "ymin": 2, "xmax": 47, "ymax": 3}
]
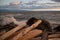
[
  {"xmin": 30, "ymin": 37, "xmax": 41, "ymax": 40},
  {"xmin": 0, "ymin": 31, "xmax": 6, "ymax": 36},
  {"xmin": 49, "ymin": 38, "xmax": 60, "ymax": 40},
  {"xmin": 41, "ymin": 29, "xmax": 48, "ymax": 40},
  {"xmin": 30, "ymin": 33, "xmax": 60, "ymax": 40},
  {"xmin": 0, "ymin": 23, "xmax": 26, "ymax": 40},
  {"xmin": 0, "ymin": 19, "xmax": 60, "ymax": 40},
  {"xmin": 18, "ymin": 29, "xmax": 42, "ymax": 40},
  {"xmin": 30, "ymin": 37, "xmax": 60, "ymax": 40},
  {"xmin": 10, "ymin": 20, "xmax": 42, "ymax": 40},
  {"xmin": 48, "ymin": 33, "xmax": 60, "ymax": 38}
]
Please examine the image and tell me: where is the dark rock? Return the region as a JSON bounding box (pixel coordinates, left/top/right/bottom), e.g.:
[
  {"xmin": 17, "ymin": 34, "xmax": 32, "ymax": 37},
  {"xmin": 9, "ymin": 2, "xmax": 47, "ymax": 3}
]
[{"xmin": 53, "ymin": 25, "xmax": 60, "ymax": 32}]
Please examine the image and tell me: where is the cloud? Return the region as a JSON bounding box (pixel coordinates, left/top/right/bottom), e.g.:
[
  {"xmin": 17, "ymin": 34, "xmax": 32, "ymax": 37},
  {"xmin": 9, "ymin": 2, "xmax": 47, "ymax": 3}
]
[
  {"xmin": 9, "ymin": 2, "xmax": 21, "ymax": 5},
  {"xmin": 0, "ymin": 0, "xmax": 60, "ymax": 10},
  {"xmin": 25, "ymin": 0, "xmax": 57, "ymax": 7},
  {"xmin": 52, "ymin": 0, "xmax": 60, "ymax": 2}
]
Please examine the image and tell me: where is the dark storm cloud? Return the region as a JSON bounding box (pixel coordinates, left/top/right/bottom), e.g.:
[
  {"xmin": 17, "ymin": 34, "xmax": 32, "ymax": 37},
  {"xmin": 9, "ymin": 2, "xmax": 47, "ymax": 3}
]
[{"xmin": 52, "ymin": 0, "xmax": 60, "ymax": 2}]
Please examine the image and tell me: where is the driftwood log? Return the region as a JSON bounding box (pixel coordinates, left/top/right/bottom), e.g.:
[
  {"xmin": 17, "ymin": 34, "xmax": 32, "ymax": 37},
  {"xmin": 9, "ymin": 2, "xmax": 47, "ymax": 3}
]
[
  {"xmin": 0, "ymin": 23, "xmax": 26, "ymax": 40},
  {"xmin": 0, "ymin": 20, "xmax": 42, "ymax": 40},
  {"xmin": 10, "ymin": 20, "xmax": 42, "ymax": 40},
  {"xmin": 18, "ymin": 29, "xmax": 42, "ymax": 40},
  {"xmin": 0, "ymin": 20, "xmax": 60, "ymax": 40}
]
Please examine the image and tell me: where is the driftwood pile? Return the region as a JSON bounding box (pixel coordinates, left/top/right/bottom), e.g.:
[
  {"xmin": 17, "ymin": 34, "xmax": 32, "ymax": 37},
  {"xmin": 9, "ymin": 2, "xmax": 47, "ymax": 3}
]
[{"xmin": 0, "ymin": 20, "xmax": 60, "ymax": 40}]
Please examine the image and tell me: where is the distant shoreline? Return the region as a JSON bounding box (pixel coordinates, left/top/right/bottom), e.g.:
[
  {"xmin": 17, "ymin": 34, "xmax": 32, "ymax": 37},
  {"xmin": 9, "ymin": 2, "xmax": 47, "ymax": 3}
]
[
  {"xmin": 0, "ymin": 8, "xmax": 60, "ymax": 12},
  {"xmin": 23, "ymin": 9, "xmax": 60, "ymax": 11}
]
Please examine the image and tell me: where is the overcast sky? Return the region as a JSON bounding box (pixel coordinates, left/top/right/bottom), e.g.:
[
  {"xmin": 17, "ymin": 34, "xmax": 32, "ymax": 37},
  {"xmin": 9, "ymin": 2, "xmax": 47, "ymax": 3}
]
[
  {"xmin": 52, "ymin": 0, "xmax": 60, "ymax": 2},
  {"xmin": 0, "ymin": 0, "xmax": 60, "ymax": 5}
]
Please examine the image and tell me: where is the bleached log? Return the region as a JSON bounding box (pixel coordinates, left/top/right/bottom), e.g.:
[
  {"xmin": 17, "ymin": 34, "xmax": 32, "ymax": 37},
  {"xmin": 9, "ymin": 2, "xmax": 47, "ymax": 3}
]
[
  {"xmin": 11, "ymin": 20, "xmax": 42, "ymax": 40},
  {"xmin": 0, "ymin": 23, "xmax": 26, "ymax": 40},
  {"xmin": 18, "ymin": 29, "xmax": 42, "ymax": 40}
]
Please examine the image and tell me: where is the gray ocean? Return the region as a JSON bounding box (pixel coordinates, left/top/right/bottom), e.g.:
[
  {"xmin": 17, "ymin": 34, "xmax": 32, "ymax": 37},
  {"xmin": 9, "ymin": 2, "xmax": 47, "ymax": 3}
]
[
  {"xmin": 0, "ymin": 11, "xmax": 60, "ymax": 24},
  {"xmin": 0, "ymin": 11, "xmax": 60, "ymax": 31}
]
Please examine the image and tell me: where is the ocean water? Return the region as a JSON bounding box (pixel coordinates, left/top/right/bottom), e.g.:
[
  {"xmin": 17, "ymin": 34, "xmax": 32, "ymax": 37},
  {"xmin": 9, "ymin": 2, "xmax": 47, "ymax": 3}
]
[
  {"xmin": 0, "ymin": 11, "xmax": 60, "ymax": 31},
  {"xmin": 0, "ymin": 11, "xmax": 60, "ymax": 24}
]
